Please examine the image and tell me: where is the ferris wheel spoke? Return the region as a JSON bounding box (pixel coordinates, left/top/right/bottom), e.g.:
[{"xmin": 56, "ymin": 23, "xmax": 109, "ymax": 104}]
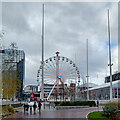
[
  {"xmin": 64, "ymin": 62, "xmax": 75, "ymax": 72},
  {"xmin": 51, "ymin": 57, "xmax": 56, "ymax": 69},
  {"xmin": 61, "ymin": 68, "xmax": 76, "ymax": 78},
  {"xmin": 61, "ymin": 60, "xmax": 68, "ymax": 72},
  {"xmin": 44, "ymin": 66, "xmax": 53, "ymax": 74},
  {"xmin": 43, "ymin": 66, "xmax": 51, "ymax": 74},
  {"xmin": 44, "ymin": 68, "xmax": 55, "ymax": 75},
  {"xmin": 59, "ymin": 62, "xmax": 73, "ymax": 76},
  {"xmin": 47, "ymin": 58, "xmax": 56, "ymax": 71},
  {"xmin": 44, "ymin": 73, "xmax": 56, "ymax": 79},
  {"xmin": 59, "ymin": 58, "xmax": 65, "ymax": 71},
  {"xmin": 59, "ymin": 57, "xmax": 64, "ymax": 71},
  {"xmin": 59, "ymin": 58, "xmax": 67, "ymax": 73},
  {"xmin": 44, "ymin": 75, "xmax": 55, "ymax": 80},
  {"xmin": 45, "ymin": 62, "xmax": 55, "ymax": 73}
]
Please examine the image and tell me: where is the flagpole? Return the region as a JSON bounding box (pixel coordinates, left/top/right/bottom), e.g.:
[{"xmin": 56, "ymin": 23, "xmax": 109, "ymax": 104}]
[
  {"xmin": 86, "ymin": 39, "xmax": 89, "ymax": 100},
  {"xmin": 41, "ymin": 4, "xmax": 45, "ymax": 101},
  {"xmin": 107, "ymin": 9, "xmax": 113, "ymax": 102}
]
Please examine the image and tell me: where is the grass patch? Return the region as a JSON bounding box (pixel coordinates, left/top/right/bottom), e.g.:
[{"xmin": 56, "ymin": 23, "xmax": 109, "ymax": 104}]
[{"xmin": 88, "ymin": 111, "xmax": 109, "ymax": 120}]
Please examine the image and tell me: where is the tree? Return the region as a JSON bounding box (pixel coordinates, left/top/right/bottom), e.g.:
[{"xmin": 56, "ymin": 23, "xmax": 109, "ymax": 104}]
[
  {"xmin": 2, "ymin": 43, "xmax": 22, "ymax": 100},
  {"xmin": 2, "ymin": 69, "xmax": 21, "ymax": 99}
]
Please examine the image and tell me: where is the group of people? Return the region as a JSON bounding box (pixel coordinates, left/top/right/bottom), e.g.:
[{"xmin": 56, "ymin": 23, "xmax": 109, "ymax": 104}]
[{"xmin": 24, "ymin": 101, "xmax": 42, "ymax": 113}]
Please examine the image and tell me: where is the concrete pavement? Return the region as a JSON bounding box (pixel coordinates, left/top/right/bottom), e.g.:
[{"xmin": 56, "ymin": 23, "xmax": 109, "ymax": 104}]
[{"xmin": 2, "ymin": 105, "xmax": 103, "ymax": 119}]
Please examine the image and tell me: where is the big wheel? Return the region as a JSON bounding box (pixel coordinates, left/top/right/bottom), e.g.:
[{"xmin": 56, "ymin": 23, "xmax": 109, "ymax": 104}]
[{"xmin": 37, "ymin": 52, "xmax": 80, "ymax": 100}]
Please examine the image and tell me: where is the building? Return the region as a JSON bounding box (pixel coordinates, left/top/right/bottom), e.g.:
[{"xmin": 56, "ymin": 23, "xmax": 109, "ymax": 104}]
[
  {"xmin": 1, "ymin": 48, "xmax": 25, "ymax": 99},
  {"xmin": 77, "ymin": 83, "xmax": 98, "ymax": 100},
  {"xmin": 23, "ymin": 85, "xmax": 39, "ymax": 101},
  {"xmin": 88, "ymin": 80, "xmax": 120, "ymax": 100},
  {"xmin": 43, "ymin": 84, "xmax": 68, "ymax": 100},
  {"xmin": 79, "ymin": 72, "xmax": 120, "ymax": 101},
  {"xmin": 105, "ymin": 72, "xmax": 120, "ymax": 83},
  {"xmin": 23, "ymin": 83, "xmax": 69, "ymax": 101}
]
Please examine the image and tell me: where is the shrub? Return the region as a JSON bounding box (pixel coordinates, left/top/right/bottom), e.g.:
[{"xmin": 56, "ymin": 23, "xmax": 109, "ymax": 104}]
[
  {"xmin": 59, "ymin": 101, "xmax": 70, "ymax": 106},
  {"xmin": 103, "ymin": 102, "xmax": 120, "ymax": 110},
  {"xmin": 58, "ymin": 101, "xmax": 96, "ymax": 107},
  {"xmin": 7, "ymin": 105, "xmax": 14, "ymax": 113},
  {"xmin": 2, "ymin": 105, "xmax": 15, "ymax": 113},
  {"xmin": 2, "ymin": 106, "xmax": 9, "ymax": 114},
  {"xmin": 102, "ymin": 105, "xmax": 118, "ymax": 119},
  {"xmin": 54, "ymin": 101, "xmax": 61, "ymax": 106}
]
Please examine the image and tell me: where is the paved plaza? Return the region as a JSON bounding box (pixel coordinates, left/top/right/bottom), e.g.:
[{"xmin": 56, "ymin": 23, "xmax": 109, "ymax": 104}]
[{"xmin": 3, "ymin": 104, "xmax": 103, "ymax": 119}]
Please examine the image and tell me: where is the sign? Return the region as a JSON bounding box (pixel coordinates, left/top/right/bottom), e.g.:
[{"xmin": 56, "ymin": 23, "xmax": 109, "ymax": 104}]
[
  {"xmin": 31, "ymin": 93, "xmax": 34, "ymax": 97},
  {"xmin": 58, "ymin": 75, "xmax": 62, "ymax": 78}
]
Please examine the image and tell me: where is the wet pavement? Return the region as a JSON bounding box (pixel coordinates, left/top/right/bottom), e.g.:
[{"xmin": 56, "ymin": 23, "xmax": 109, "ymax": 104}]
[{"xmin": 3, "ymin": 103, "xmax": 103, "ymax": 119}]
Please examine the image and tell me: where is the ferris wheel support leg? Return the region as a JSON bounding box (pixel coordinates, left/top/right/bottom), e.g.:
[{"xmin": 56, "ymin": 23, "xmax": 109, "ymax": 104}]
[
  {"xmin": 47, "ymin": 81, "xmax": 57, "ymax": 100},
  {"xmin": 57, "ymin": 78, "xmax": 59, "ymax": 97}
]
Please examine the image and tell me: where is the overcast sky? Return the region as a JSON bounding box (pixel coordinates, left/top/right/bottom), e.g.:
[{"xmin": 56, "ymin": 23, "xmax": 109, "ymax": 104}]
[{"xmin": 2, "ymin": 2, "xmax": 118, "ymax": 86}]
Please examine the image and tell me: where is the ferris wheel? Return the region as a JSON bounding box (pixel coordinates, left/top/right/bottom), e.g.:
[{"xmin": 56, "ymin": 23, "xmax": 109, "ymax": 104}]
[{"xmin": 37, "ymin": 52, "xmax": 80, "ymax": 99}]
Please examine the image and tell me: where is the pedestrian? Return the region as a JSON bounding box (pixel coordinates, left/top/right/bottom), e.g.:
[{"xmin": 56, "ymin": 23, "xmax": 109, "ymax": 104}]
[
  {"xmin": 97, "ymin": 99, "xmax": 99, "ymax": 111},
  {"xmin": 97, "ymin": 99, "xmax": 99, "ymax": 107},
  {"xmin": 28, "ymin": 102, "xmax": 33, "ymax": 113},
  {"xmin": 26, "ymin": 103, "xmax": 29, "ymax": 112},
  {"xmin": 38, "ymin": 101, "xmax": 42, "ymax": 111},
  {"xmin": 33, "ymin": 102, "xmax": 37, "ymax": 113},
  {"xmin": 24, "ymin": 103, "xmax": 29, "ymax": 113},
  {"xmin": 24, "ymin": 103, "xmax": 26, "ymax": 113}
]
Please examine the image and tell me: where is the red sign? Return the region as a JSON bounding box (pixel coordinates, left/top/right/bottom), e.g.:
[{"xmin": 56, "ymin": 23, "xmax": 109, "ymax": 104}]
[
  {"xmin": 90, "ymin": 92, "xmax": 96, "ymax": 94},
  {"xmin": 31, "ymin": 93, "xmax": 34, "ymax": 97}
]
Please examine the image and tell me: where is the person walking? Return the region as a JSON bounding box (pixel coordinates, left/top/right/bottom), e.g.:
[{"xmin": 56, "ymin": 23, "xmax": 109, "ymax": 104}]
[
  {"xmin": 38, "ymin": 101, "xmax": 42, "ymax": 111},
  {"xmin": 33, "ymin": 102, "xmax": 37, "ymax": 113},
  {"xmin": 26, "ymin": 103, "xmax": 29, "ymax": 112},
  {"xmin": 28, "ymin": 102, "xmax": 33, "ymax": 113},
  {"xmin": 24, "ymin": 103, "xmax": 29, "ymax": 113},
  {"xmin": 97, "ymin": 99, "xmax": 99, "ymax": 107},
  {"xmin": 97, "ymin": 99, "xmax": 99, "ymax": 111},
  {"xmin": 24, "ymin": 103, "xmax": 26, "ymax": 113}
]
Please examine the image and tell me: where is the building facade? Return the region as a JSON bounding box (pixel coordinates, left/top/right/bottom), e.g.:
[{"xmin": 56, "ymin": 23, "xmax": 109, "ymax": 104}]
[{"xmin": 1, "ymin": 48, "xmax": 25, "ymax": 99}]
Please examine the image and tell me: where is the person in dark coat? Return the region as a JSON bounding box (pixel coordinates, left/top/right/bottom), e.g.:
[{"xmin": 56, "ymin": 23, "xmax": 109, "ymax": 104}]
[
  {"xmin": 97, "ymin": 99, "xmax": 99, "ymax": 107},
  {"xmin": 38, "ymin": 101, "xmax": 42, "ymax": 111},
  {"xmin": 26, "ymin": 103, "xmax": 29, "ymax": 112},
  {"xmin": 33, "ymin": 102, "xmax": 37, "ymax": 112},
  {"xmin": 24, "ymin": 103, "xmax": 26, "ymax": 113},
  {"xmin": 24, "ymin": 103, "xmax": 29, "ymax": 113}
]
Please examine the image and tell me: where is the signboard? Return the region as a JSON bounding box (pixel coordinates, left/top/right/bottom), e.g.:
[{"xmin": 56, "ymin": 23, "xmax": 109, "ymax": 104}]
[{"xmin": 31, "ymin": 93, "xmax": 34, "ymax": 97}]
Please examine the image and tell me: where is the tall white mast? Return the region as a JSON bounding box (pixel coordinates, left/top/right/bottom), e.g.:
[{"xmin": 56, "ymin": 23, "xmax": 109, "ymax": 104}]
[
  {"xmin": 86, "ymin": 39, "xmax": 89, "ymax": 100},
  {"xmin": 41, "ymin": 4, "xmax": 45, "ymax": 100},
  {"xmin": 107, "ymin": 9, "xmax": 113, "ymax": 102}
]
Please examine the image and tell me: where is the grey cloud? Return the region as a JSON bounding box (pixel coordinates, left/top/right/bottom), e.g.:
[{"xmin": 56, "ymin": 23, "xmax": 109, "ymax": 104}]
[{"xmin": 2, "ymin": 2, "xmax": 118, "ymax": 85}]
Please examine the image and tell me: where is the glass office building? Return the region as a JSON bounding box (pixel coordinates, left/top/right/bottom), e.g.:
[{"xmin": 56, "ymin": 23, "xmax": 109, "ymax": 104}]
[{"xmin": 0, "ymin": 49, "xmax": 25, "ymax": 98}]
